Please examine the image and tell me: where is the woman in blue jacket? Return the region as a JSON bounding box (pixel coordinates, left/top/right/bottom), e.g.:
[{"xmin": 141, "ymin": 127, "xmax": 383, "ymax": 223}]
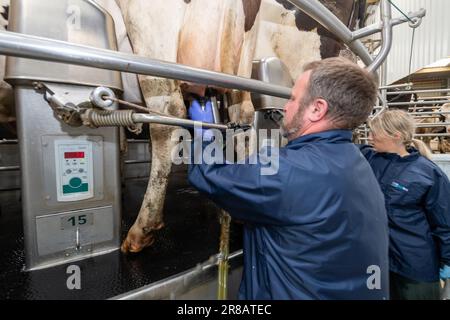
[{"xmin": 360, "ymin": 109, "xmax": 450, "ymax": 300}]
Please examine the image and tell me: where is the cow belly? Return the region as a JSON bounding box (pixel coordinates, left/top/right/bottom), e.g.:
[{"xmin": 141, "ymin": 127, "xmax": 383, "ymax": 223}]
[{"xmin": 177, "ymin": 0, "xmax": 245, "ymax": 96}]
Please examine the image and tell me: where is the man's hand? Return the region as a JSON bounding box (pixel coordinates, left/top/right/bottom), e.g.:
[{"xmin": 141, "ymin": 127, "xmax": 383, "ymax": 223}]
[
  {"xmin": 440, "ymin": 265, "xmax": 450, "ymax": 280},
  {"xmin": 188, "ymin": 98, "xmax": 215, "ymax": 141}
]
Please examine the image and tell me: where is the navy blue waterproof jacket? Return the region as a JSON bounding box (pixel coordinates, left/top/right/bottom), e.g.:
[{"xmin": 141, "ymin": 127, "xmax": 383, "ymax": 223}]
[
  {"xmin": 359, "ymin": 145, "xmax": 450, "ymax": 282},
  {"xmin": 188, "ymin": 130, "xmax": 389, "ymax": 300}
]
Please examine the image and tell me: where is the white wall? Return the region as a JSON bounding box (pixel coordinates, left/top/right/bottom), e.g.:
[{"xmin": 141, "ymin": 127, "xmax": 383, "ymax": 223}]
[{"xmin": 366, "ymin": 0, "xmax": 450, "ymax": 84}]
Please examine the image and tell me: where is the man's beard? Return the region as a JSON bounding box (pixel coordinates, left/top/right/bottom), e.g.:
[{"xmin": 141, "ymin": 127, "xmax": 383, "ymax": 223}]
[{"xmin": 281, "ymin": 106, "xmax": 305, "ymax": 139}]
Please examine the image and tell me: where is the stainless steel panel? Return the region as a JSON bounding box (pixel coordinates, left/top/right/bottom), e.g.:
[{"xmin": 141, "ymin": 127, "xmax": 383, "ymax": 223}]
[
  {"xmin": 36, "ymin": 206, "xmax": 114, "ymax": 257},
  {"xmin": 251, "ymin": 57, "xmax": 293, "ymax": 111},
  {"xmin": 5, "ymin": 0, "xmax": 122, "ymax": 91},
  {"xmin": 15, "ymin": 85, "xmax": 121, "ymax": 270}
]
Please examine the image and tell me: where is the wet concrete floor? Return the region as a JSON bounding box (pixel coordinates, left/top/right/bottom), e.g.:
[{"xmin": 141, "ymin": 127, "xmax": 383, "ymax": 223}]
[{"xmin": 0, "ymin": 167, "xmax": 243, "ymax": 299}]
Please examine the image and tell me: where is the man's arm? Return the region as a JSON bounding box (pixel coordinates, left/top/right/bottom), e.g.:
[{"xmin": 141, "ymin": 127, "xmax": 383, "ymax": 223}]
[{"xmin": 188, "ymin": 147, "xmax": 291, "ymax": 226}]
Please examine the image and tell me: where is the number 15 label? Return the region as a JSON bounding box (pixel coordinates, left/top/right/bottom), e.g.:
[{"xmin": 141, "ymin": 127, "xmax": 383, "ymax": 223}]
[{"xmin": 61, "ymin": 213, "xmax": 93, "ymax": 230}]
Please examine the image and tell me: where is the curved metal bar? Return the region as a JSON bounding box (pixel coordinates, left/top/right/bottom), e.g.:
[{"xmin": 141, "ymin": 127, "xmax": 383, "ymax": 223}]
[
  {"xmin": 380, "ymin": 83, "xmax": 413, "ymax": 90},
  {"xmin": 352, "ymin": 8, "xmax": 426, "ymax": 40},
  {"xmin": 285, "ymin": 0, "xmax": 374, "ymax": 68},
  {"xmin": 367, "ymin": 0, "xmax": 393, "ymax": 73}
]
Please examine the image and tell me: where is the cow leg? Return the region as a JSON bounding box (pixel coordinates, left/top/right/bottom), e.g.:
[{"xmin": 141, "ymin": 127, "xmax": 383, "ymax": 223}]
[
  {"xmin": 121, "ymin": 125, "xmax": 175, "ymax": 253},
  {"xmin": 121, "ymin": 78, "xmax": 186, "ymax": 253},
  {"xmin": 225, "ymin": 15, "xmax": 259, "ymax": 161},
  {"xmin": 228, "ymin": 91, "xmax": 254, "ymax": 125}
]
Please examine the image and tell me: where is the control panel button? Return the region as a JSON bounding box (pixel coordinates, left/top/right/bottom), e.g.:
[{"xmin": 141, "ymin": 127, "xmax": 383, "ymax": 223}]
[{"xmin": 69, "ymin": 177, "xmax": 83, "ymax": 189}]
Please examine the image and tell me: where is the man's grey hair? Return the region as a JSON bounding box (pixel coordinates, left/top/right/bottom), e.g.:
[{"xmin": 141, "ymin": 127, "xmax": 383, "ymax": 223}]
[{"xmin": 302, "ymin": 57, "xmax": 378, "ymax": 130}]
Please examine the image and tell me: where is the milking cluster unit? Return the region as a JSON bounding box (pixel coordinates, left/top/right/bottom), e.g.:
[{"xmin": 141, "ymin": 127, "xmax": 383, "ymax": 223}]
[{"xmin": 0, "ymin": 0, "xmax": 427, "ymax": 298}]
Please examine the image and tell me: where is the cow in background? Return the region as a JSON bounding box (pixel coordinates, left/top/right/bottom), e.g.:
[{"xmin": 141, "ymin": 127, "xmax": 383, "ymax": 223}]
[
  {"xmin": 117, "ymin": 0, "xmax": 364, "ymax": 253},
  {"xmin": 437, "ymin": 103, "xmax": 450, "ymax": 153}
]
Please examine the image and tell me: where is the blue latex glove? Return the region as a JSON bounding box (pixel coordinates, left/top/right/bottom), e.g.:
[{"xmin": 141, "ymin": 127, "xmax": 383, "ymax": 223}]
[
  {"xmin": 188, "ymin": 98, "xmax": 215, "ymax": 141},
  {"xmin": 441, "ymin": 265, "xmax": 450, "ymax": 280}
]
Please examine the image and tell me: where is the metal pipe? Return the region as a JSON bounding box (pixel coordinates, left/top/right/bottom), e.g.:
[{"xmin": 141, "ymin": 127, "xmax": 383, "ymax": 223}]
[
  {"xmin": 352, "ymin": 21, "xmax": 383, "ymax": 40},
  {"xmin": 287, "ymin": 0, "xmax": 353, "ymax": 42},
  {"xmin": 388, "ymin": 100, "xmax": 450, "ymax": 106},
  {"xmin": 127, "ymin": 139, "xmax": 150, "ymax": 144},
  {"xmin": 217, "ymin": 211, "xmax": 231, "ymax": 300},
  {"xmin": 0, "ymin": 30, "xmax": 292, "ymax": 99},
  {"xmin": 285, "ymin": 0, "xmax": 374, "ymax": 69},
  {"xmin": 124, "ymin": 160, "xmax": 151, "ymax": 165},
  {"xmin": 352, "ymin": 9, "xmax": 425, "ymax": 40},
  {"xmin": 415, "ymin": 123, "xmax": 450, "ymax": 128},
  {"xmin": 409, "ymin": 112, "xmax": 450, "ymax": 116},
  {"xmin": 414, "ymin": 116, "xmax": 443, "ymax": 119},
  {"xmin": 379, "ymin": 52, "xmax": 388, "ymax": 108},
  {"xmin": 124, "ymin": 176, "xmax": 150, "ymax": 181},
  {"xmin": 352, "ymin": 8, "xmax": 426, "ymax": 40},
  {"xmin": 409, "ymin": 106, "xmax": 447, "ymax": 110},
  {"xmin": 131, "ymin": 113, "xmax": 229, "ymax": 131},
  {"xmin": 0, "ymin": 187, "xmax": 21, "ymax": 192},
  {"xmin": 0, "ymin": 139, "xmax": 18, "ymax": 145},
  {"xmin": 386, "ymin": 88, "xmax": 450, "ymax": 95},
  {"xmin": 414, "ymin": 133, "xmax": 450, "ymax": 137},
  {"xmin": 379, "ymin": 83, "xmax": 413, "ymax": 90},
  {"xmin": 1, "ymin": 160, "xmax": 173, "ymax": 170},
  {"xmin": 0, "ymin": 166, "xmax": 20, "ymax": 172},
  {"xmin": 359, "ymin": 133, "xmax": 450, "ymax": 139},
  {"xmin": 359, "ymin": 133, "xmax": 450, "ymax": 140},
  {"xmin": 367, "ymin": 0, "xmax": 393, "ymax": 73},
  {"xmin": 415, "ymin": 96, "xmax": 450, "ymax": 100}
]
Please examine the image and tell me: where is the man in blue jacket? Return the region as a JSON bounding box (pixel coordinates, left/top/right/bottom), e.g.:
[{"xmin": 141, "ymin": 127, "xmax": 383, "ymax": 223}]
[{"xmin": 187, "ymin": 57, "xmax": 389, "ymax": 299}]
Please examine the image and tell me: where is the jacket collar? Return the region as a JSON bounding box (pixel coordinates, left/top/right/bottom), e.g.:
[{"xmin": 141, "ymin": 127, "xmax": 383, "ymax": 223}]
[
  {"xmin": 287, "ymin": 129, "xmax": 353, "ymax": 148},
  {"xmin": 378, "ymin": 147, "xmax": 420, "ymax": 162}
]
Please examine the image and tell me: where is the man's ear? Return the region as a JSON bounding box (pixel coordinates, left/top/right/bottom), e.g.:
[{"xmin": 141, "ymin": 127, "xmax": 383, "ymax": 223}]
[{"xmin": 308, "ymin": 98, "xmax": 328, "ymax": 122}]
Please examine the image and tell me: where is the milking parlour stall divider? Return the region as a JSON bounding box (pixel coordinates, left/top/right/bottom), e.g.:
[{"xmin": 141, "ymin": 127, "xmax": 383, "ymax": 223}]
[{"xmin": 0, "ymin": 0, "xmax": 427, "ymax": 301}]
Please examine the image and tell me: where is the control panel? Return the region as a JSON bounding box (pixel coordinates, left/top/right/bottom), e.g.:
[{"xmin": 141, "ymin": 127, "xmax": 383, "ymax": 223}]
[{"xmin": 54, "ymin": 140, "xmax": 94, "ymax": 202}]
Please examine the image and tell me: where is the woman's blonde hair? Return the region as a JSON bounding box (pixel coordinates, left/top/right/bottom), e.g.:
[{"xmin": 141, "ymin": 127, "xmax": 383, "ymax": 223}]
[{"xmin": 368, "ymin": 109, "xmax": 432, "ymax": 159}]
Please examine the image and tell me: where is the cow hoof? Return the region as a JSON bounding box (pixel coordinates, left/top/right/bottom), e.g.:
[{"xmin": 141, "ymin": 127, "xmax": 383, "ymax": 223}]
[{"xmin": 121, "ymin": 231, "xmax": 155, "ymax": 254}]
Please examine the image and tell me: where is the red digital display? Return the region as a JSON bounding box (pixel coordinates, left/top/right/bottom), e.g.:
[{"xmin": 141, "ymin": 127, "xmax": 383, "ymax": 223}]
[{"xmin": 64, "ymin": 152, "xmax": 85, "ymax": 159}]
